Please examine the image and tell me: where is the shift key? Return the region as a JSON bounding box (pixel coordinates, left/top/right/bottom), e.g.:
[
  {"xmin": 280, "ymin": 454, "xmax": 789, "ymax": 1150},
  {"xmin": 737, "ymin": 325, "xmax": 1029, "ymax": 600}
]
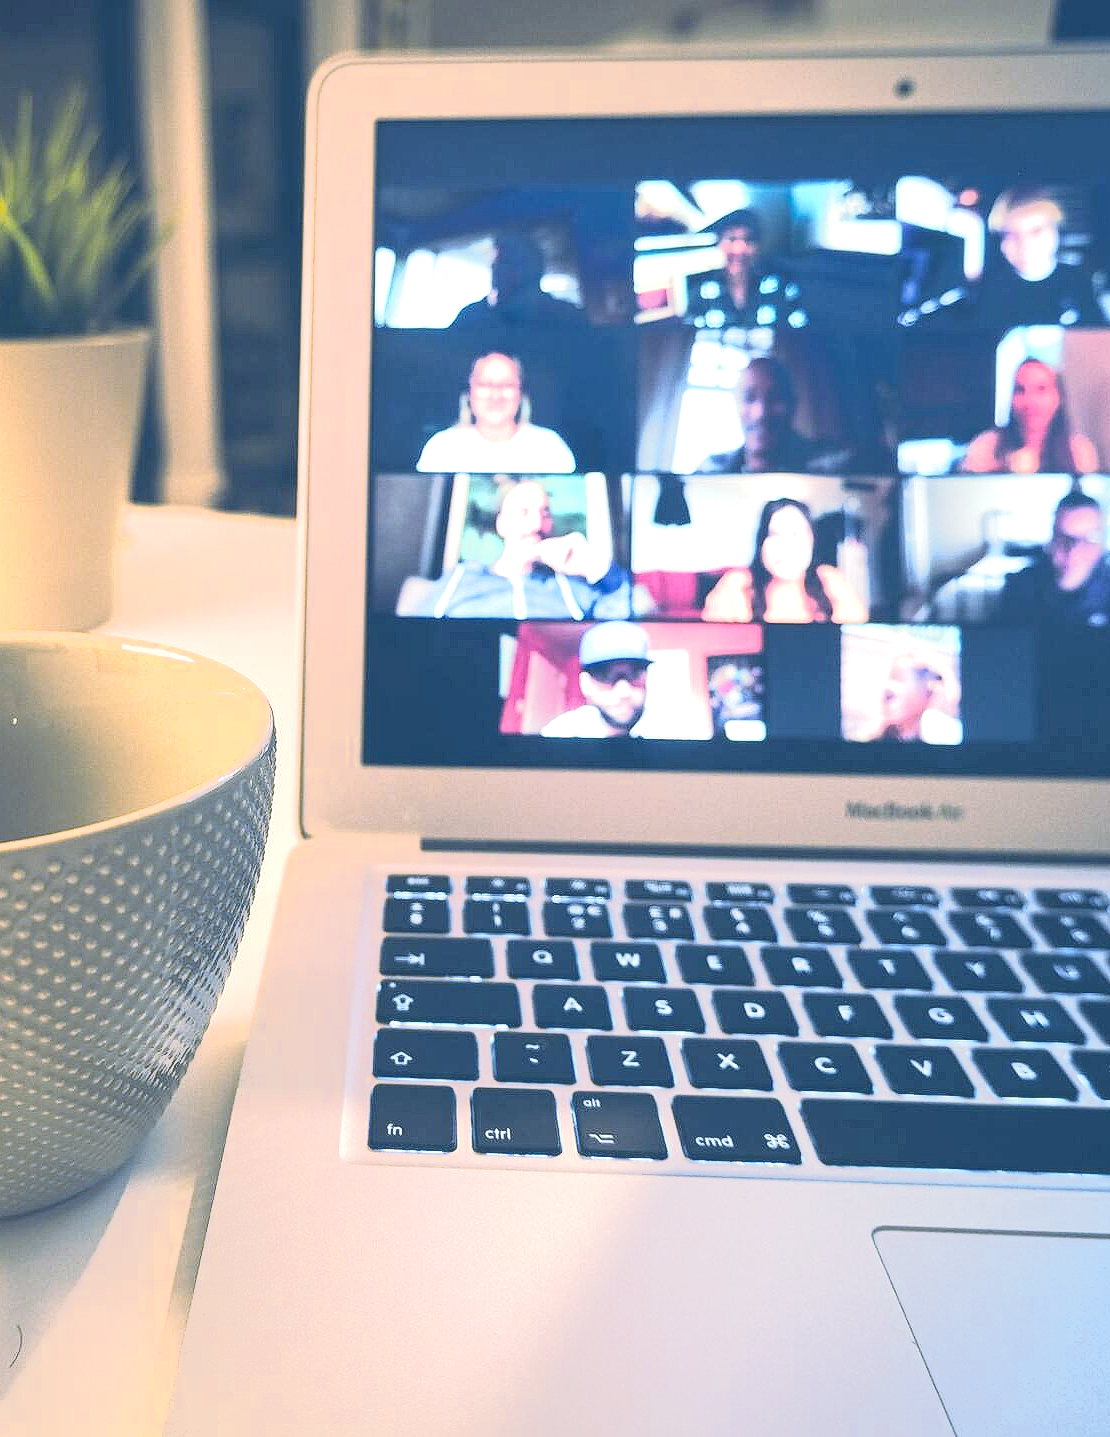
[{"xmin": 377, "ymin": 979, "xmax": 521, "ymax": 1027}]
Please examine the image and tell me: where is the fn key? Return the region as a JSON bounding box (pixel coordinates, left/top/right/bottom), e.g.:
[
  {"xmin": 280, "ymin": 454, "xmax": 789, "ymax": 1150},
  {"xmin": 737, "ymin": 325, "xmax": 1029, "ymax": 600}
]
[{"xmin": 370, "ymin": 1083, "xmax": 456, "ymax": 1152}]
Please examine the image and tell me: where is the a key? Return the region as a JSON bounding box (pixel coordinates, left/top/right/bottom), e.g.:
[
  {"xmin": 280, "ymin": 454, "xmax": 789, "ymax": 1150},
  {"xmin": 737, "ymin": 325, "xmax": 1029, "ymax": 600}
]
[
  {"xmin": 590, "ymin": 941, "xmax": 666, "ymax": 983},
  {"xmin": 867, "ymin": 909, "xmax": 947, "ymax": 947},
  {"xmin": 847, "ymin": 948, "xmax": 932, "ymax": 991},
  {"xmin": 493, "ymin": 1032, "xmax": 576, "ymax": 1085},
  {"xmin": 533, "ymin": 983, "xmax": 612, "ymax": 1030},
  {"xmin": 507, "ymin": 939, "xmax": 579, "ymax": 981},
  {"xmin": 986, "ymin": 997, "xmax": 1085, "ymax": 1045},
  {"xmin": 706, "ymin": 881, "xmax": 775, "ymax": 904},
  {"xmin": 787, "ymin": 884, "xmax": 856, "ymax": 906},
  {"xmin": 376, "ymin": 979, "xmax": 521, "ymax": 1028},
  {"xmin": 873, "ymin": 1044, "xmax": 974, "ymax": 1097},
  {"xmin": 681, "ymin": 1038, "xmax": 774, "ymax": 1091},
  {"xmin": 951, "ymin": 887, "xmax": 1025, "ymax": 910},
  {"xmin": 778, "ymin": 1042, "xmax": 873, "ymax": 1094},
  {"xmin": 623, "ymin": 902, "xmax": 695, "ymax": 941},
  {"xmin": 972, "ymin": 1049, "xmax": 1077, "ymax": 1101},
  {"xmin": 463, "ymin": 898, "xmax": 531, "ymax": 936},
  {"xmin": 784, "ymin": 908, "xmax": 862, "ymax": 945},
  {"xmin": 894, "ymin": 995, "xmax": 988, "ymax": 1042},
  {"xmin": 870, "ymin": 885, "xmax": 940, "ymax": 907},
  {"xmin": 386, "ymin": 874, "xmax": 452, "ymax": 896},
  {"xmin": 466, "ymin": 875, "xmax": 531, "ymax": 897},
  {"xmin": 471, "ymin": 1088, "xmax": 561, "ymax": 1156},
  {"xmin": 704, "ymin": 905, "xmax": 778, "ymax": 942},
  {"xmin": 382, "ymin": 896, "xmax": 451, "ymax": 935},
  {"xmin": 586, "ymin": 1035, "xmax": 674, "ymax": 1087},
  {"xmin": 380, "ymin": 936, "xmax": 494, "ymax": 978},
  {"xmin": 623, "ymin": 986, "xmax": 705, "ymax": 1032},
  {"xmin": 1034, "ymin": 887, "xmax": 1109, "ymax": 911},
  {"xmin": 949, "ymin": 911, "xmax": 1032, "ymax": 949},
  {"xmin": 802, "ymin": 1099, "xmax": 1110, "ymax": 1173},
  {"xmin": 546, "ymin": 878, "xmax": 611, "ymax": 901},
  {"xmin": 1072, "ymin": 1051, "xmax": 1110, "ymax": 1099},
  {"xmin": 369, "ymin": 1084, "xmax": 456, "ymax": 1152},
  {"xmin": 373, "ymin": 1029, "xmax": 479, "ymax": 1081},
  {"xmin": 572, "ymin": 1092, "xmax": 667, "ymax": 1159},
  {"xmin": 672, "ymin": 1096, "xmax": 801, "ymax": 1164},
  {"xmin": 934, "ymin": 950, "xmax": 1022, "ymax": 994},
  {"xmin": 543, "ymin": 900, "xmax": 612, "ymax": 939},
  {"xmin": 675, "ymin": 943, "xmax": 753, "ymax": 986},
  {"xmin": 1081, "ymin": 1000, "xmax": 1110, "ymax": 1043},
  {"xmin": 713, "ymin": 989, "xmax": 799, "ymax": 1036},
  {"xmin": 1022, "ymin": 954, "xmax": 1110, "ymax": 996},
  {"xmin": 760, "ymin": 946, "xmax": 842, "ymax": 989},
  {"xmin": 803, "ymin": 992, "xmax": 892, "ymax": 1039},
  {"xmin": 1032, "ymin": 912, "xmax": 1110, "ymax": 951},
  {"xmin": 625, "ymin": 879, "xmax": 694, "ymax": 903}
]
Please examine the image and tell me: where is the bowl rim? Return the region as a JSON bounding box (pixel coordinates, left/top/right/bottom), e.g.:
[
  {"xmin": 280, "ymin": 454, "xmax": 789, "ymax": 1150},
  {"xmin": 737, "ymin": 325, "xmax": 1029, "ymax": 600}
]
[{"xmin": 0, "ymin": 632, "xmax": 275, "ymax": 854}]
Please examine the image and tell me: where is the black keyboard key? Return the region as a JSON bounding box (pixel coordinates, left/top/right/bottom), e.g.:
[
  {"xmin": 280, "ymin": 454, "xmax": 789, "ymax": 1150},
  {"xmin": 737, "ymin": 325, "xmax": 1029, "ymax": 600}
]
[
  {"xmin": 1022, "ymin": 953, "xmax": 1110, "ymax": 996},
  {"xmin": 934, "ymin": 950, "xmax": 1022, "ymax": 994},
  {"xmin": 377, "ymin": 979, "xmax": 521, "ymax": 1029},
  {"xmin": 493, "ymin": 1032, "xmax": 576, "ymax": 1085},
  {"xmin": 546, "ymin": 878, "xmax": 611, "ymax": 901},
  {"xmin": 533, "ymin": 983, "xmax": 612, "ymax": 1031},
  {"xmin": 463, "ymin": 898, "xmax": 531, "ymax": 936},
  {"xmin": 507, "ymin": 939, "xmax": 579, "ymax": 981},
  {"xmin": 386, "ymin": 873, "xmax": 452, "ymax": 895},
  {"xmin": 369, "ymin": 1084, "xmax": 456, "ymax": 1152},
  {"xmin": 951, "ymin": 886, "xmax": 1025, "ymax": 909},
  {"xmin": 380, "ymin": 936, "xmax": 494, "ymax": 978},
  {"xmin": 1081, "ymin": 1000, "xmax": 1110, "ymax": 1043},
  {"xmin": 623, "ymin": 902, "xmax": 695, "ymax": 941},
  {"xmin": 590, "ymin": 941, "xmax": 666, "ymax": 983},
  {"xmin": 681, "ymin": 1038, "xmax": 774, "ymax": 1091},
  {"xmin": 624, "ymin": 986, "xmax": 705, "ymax": 1033},
  {"xmin": 973, "ymin": 1049, "xmax": 1077, "ymax": 1101},
  {"xmin": 949, "ymin": 911, "xmax": 1032, "ymax": 949},
  {"xmin": 760, "ymin": 946, "xmax": 842, "ymax": 989},
  {"xmin": 802, "ymin": 1099, "xmax": 1110, "ymax": 1174},
  {"xmin": 572, "ymin": 1092, "xmax": 667, "ymax": 1160},
  {"xmin": 873, "ymin": 1044, "xmax": 974, "ymax": 1097},
  {"xmin": 672, "ymin": 1096, "xmax": 801, "ymax": 1164},
  {"xmin": 894, "ymin": 995, "xmax": 988, "ymax": 1042},
  {"xmin": 784, "ymin": 908, "xmax": 862, "ymax": 945},
  {"xmin": 675, "ymin": 943, "xmax": 753, "ymax": 986},
  {"xmin": 870, "ymin": 885, "xmax": 940, "ymax": 907},
  {"xmin": 713, "ymin": 989, "xmax": 799, "ymax": 1036},
  {"xmin": 847, "ymin": 949, "xmax": 932, "ymax": 991},
  {"xmin": 1072, "ymin": 1050, "xmax": 1110, "ymax": 1099},
  {"xmin": 867, "ymin": 909, "xmax": 948, "ymax": 948},
  {"xmin": 986, "ymin": 997, "xmax": 1085, "ymax": 1045},
  {"xmin": 804, "ymin": 992, "xmax": 893, "ymax": 1039},
  {"xmin": 586, "ymin": 1035, "xmax": 674, "ymax": 1087},
  {"xmin": 472, "ymin": 1088, "xmax": 561, "ymax": 1156},
  {"xmin": 373, "ymin": 1029, "xmax": 479, "ymax": 1081},
  {"xmin": 543, "ymin": 900, "xmax": 612, "ymax": 939},
  {"xmin": 1034, "ymin": 887, "xmax": 1109, "ymax": 911},
  {"xmin": 706, "ymin": 881, "xmax": 775, "ymax": 905},
  {"xmin": 787, "ymin": 883, "xmax": 856, "ymax": 906},
  {"xmin": 382, "ymin": 896, "xmax": 451, "ymax": 935},
  {"xmin": 1032, "ymin": 912, "xmax": 1110, "ymax": 950},
  {"xmin": 466, "ymin": 875, "xmax": 531, "ymax": 897},
  {"xmin": 704, "ymin": 905, "xmax": 778, "ymax": 942},
  {"xmin": 779, "ymin": 1042, "xmax": 873, "ymax": 1094},
  {"xmin": 625, "ymin": 879, "xmax": 693, "ymax": 903}
]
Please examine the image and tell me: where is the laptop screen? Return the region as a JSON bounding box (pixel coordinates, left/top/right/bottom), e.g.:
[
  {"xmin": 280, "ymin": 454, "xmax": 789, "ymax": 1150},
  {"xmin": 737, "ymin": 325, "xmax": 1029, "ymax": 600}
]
[{"xmin": 363, "ymin": 107, "xmax": 1110, "ymax": 782}]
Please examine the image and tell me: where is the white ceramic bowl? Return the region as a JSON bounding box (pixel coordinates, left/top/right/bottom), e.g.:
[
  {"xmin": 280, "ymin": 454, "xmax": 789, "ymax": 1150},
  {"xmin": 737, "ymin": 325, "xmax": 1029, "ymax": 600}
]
[{"xmin": 0, "ymin": 633, "xmax": 275, "ymax": 1216}]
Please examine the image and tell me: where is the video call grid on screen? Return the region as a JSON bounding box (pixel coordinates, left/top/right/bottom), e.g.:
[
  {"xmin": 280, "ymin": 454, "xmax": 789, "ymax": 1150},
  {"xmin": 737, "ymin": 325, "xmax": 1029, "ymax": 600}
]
[{"xmin": 362, "ymin": 109, "xmax": 1110, "ymax": 777}]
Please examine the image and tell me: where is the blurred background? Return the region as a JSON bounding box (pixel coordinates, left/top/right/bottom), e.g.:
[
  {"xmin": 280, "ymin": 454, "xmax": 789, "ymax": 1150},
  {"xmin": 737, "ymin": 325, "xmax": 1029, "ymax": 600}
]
[{"xmin": 0, "ymin": 0, "xmax": 1103, "ymax": 517}]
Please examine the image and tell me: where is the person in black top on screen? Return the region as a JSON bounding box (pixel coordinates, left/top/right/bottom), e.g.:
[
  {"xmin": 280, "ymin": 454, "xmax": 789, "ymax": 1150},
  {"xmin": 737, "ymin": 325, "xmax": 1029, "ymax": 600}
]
[
  {"xmin": 450, "ymin": 232, "xmax": 586, "ymax": 336},
  {"xmin": 974, "ymin": 188, "xmax": 1105, "ymax": 330},
  {"xmin": 997, "ymin": 488, "xmax": 1110, "ymax": 628},
  {"xmin": 696, "ymin": 356, "xmax": 849, "ymax": 475}
]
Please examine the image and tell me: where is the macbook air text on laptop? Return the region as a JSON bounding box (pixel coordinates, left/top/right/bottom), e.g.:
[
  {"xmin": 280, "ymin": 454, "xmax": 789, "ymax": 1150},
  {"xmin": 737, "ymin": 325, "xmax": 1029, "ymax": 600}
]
[{"xmin": 168, "ymin": 48, "xmax": 1110, "ymax": 1436}]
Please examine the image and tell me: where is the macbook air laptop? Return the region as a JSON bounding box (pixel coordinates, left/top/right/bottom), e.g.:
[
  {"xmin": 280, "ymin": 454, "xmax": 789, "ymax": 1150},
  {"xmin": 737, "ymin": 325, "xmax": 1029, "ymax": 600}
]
[{"xmin": 167, "ymin": 47, "xmax": 1110, "ymax": 1436}]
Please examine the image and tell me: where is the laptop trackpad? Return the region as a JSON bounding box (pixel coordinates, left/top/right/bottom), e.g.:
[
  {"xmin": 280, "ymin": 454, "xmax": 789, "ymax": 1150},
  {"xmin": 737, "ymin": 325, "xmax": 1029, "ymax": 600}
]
[{"xmin": 874, "ymin": 1227, "xmax": 1110, "ymax": 1437}]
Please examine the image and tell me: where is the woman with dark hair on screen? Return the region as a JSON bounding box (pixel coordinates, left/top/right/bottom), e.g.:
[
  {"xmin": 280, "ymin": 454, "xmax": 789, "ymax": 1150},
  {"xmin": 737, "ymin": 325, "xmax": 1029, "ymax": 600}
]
[
  {"xmin": 702, "ymin": 496, "xmax": 868, "ymax": 623},
  {"xmin": 960, "ymin": 357, "xmax": 1098, "ymax": 475}
]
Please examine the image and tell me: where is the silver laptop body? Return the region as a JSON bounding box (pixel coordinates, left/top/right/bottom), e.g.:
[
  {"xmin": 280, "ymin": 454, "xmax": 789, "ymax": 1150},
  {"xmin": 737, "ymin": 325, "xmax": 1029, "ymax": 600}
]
[{"xmin": 168, "ymin": 48, "xmax": 1110, "ymax": 1436}]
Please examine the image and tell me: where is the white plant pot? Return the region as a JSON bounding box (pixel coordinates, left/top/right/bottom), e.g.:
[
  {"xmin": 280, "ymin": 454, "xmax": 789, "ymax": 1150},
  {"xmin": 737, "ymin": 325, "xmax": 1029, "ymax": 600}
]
[{"xmin": 0, "ymin": 328, "xmax": 151, "ymax": 630}]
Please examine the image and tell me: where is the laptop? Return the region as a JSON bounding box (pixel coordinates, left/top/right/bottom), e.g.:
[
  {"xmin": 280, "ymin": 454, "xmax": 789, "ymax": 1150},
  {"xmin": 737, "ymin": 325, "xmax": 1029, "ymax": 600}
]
[{"xmin": 167, "ymin": 48, "xmax": 1110, "ymax": 1435}]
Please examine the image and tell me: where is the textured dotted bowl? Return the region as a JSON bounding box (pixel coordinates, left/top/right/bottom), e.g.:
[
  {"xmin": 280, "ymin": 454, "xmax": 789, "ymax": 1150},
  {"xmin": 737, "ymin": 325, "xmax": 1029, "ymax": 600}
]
[{"xmin": 0, "ymin": 634, "xmax": 275, "ymax": 1217}]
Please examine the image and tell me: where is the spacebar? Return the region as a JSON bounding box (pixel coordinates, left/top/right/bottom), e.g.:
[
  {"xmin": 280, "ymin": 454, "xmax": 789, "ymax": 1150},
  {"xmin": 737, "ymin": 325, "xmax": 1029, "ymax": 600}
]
[{"xmin": 801, "ymin": 1099, "xmax": 1110, "ymax": 1175}]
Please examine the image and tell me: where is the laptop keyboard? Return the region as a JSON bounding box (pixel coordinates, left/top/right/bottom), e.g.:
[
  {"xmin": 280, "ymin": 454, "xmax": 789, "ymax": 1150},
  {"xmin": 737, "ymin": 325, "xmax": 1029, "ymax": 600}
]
[{"xmin": 354, "ymin": 869, "xmax": 1110, "ymax": 1180}]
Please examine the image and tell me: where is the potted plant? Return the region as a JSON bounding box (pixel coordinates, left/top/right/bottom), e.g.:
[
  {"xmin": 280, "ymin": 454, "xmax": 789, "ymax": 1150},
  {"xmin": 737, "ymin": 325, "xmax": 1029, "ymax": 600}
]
[{"xmin": 0, "ymin": 90, "xmax": 165, "ymax": 630}]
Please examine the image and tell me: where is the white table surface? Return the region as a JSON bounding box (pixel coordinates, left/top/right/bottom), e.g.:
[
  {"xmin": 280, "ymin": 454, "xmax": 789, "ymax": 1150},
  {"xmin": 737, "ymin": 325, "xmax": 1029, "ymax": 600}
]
[{"xmin": 0, "ymin": 503, "xmax": 301, "ymax": 1436}]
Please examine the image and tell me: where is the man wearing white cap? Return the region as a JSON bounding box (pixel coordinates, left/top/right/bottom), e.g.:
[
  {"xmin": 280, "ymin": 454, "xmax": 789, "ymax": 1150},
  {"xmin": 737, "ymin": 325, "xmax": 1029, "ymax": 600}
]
[{"xmin": 541, "ymin": 621, "xmax": 658, "ymax": 738}]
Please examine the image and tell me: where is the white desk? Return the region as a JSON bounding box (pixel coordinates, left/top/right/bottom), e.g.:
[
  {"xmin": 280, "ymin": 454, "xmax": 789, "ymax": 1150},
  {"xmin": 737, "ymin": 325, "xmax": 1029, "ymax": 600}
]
[{"xmin": 0, "ymin": 504, "xmax": 300, "ymax": 1436}]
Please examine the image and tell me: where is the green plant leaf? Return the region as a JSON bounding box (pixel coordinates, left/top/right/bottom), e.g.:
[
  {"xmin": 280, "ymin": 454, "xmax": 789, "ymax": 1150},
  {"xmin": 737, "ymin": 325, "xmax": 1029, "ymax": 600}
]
[{"xmin": 0, "ymin": 195, "xmax": 55, "ymax": 310}]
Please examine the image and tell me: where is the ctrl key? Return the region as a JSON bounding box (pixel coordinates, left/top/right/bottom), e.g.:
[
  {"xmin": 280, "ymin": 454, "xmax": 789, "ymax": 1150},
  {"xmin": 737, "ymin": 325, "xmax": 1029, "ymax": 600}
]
[{"xmin": 369, "ymin": 1083, "xmax": 456, "ymax": 1153}]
